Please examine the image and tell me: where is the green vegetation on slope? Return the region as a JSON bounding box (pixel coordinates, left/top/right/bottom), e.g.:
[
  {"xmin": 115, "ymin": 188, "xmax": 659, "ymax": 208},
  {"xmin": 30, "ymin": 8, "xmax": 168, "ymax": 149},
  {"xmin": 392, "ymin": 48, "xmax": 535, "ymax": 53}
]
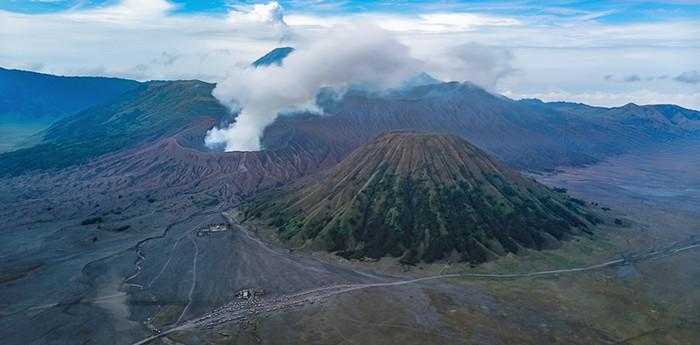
[
  {"xmin": 0, "ymin": 80, "xmax": 228, "ymax": 176},
  {"xmin": 0, "ymin": 118, "xmax": 51, "ymax": 153},
  {"xmin": 245, "ymin": 132, "xmax": 599, "ymax": 264},
  {"xmin": 0, "ymin": 67, "xmax": 140, "ymax": 120}
]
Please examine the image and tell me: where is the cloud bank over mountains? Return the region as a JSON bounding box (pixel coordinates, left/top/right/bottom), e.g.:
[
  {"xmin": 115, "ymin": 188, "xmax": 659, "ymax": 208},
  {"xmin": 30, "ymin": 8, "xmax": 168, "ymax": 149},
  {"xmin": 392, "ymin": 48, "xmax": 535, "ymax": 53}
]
[
  {"xmin": 605, "ymin": 71, "xmax": 700, "ymax": 84},
  {"xmin": 675, "ymin": 70, "xmax": 700, "ymax": 84},
  {"xmin": 202, "ymin": 7, "xmax": 527, "ymax": 151},
  {"xmin": 1, "ymin": 0, "xmax": 698, "ymax": 119}
]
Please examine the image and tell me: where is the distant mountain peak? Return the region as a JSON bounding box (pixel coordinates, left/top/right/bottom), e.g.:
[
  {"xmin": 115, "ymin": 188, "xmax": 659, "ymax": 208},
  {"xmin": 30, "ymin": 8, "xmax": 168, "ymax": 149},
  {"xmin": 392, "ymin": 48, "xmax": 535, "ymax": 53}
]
[
  {"xmin": 251, "ymin": 47, "xmax": 295, "ymax": 67},
  {"xmin": 401, "ymin": 72, "xmax": 442, "ymax": 88}
]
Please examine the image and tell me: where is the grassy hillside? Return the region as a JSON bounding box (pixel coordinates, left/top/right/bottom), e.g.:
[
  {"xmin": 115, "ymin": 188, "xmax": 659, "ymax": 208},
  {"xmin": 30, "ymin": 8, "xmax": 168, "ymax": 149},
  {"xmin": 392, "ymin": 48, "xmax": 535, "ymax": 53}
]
[
  {"xmin": 0, "ymin": 67, "xmax": 140, "ymax": 120},
  {"xmin": 245, "ymin": 132, "xmax": 599, "ymax": 263},
  {"xmin": 0, "ymin": 80, "xmax": 228, "ymax": 176}
]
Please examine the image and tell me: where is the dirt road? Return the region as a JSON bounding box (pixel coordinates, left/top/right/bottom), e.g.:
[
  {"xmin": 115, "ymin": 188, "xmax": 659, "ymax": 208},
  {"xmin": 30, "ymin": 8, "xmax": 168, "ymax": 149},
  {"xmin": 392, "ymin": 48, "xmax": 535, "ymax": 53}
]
[{"xmin": 130, "ymin": 218, "xmax": 700, "ymax": 345}]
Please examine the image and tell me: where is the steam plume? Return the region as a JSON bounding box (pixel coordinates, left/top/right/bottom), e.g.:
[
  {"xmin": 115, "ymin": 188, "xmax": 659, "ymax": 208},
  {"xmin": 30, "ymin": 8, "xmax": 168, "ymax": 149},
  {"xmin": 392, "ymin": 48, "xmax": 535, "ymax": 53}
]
[{"xmin": 205, "ymin": 25, "xmax": 422, "ymax": 151}]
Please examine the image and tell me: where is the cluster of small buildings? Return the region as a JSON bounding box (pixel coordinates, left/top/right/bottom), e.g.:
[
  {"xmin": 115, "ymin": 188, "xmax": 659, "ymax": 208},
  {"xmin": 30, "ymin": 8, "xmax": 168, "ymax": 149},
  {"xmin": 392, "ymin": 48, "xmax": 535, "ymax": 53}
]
[
  {"xmin": 196, "ymin": 223, "xmax": 231, "ymax": 236},
  {"xmin": 235, "ymin": 288, "xmax": 265, "ymax": 300}
]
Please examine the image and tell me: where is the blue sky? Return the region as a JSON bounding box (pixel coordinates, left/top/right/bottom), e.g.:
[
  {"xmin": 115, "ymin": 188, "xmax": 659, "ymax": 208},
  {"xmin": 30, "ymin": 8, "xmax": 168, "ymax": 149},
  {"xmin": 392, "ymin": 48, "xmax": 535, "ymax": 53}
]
[
  {"xmin": 5, "ymin": 0, "xmax": 700, "ymax": 22},
  {"xmin": 1, "ymin": 0, "xmax": 699, "ymax": 108},
  {"xmin": 4, "ymin": 0, "xmax": 700, "ymax": 20}
]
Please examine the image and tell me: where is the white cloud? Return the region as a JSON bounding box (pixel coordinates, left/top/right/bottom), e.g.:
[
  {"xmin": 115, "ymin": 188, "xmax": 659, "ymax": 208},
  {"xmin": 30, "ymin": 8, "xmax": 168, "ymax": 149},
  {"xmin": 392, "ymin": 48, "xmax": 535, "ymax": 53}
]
[
  {"xmin": 66, "ymin": 0, "xmax": 176, "ymax": 23},
  {"xmin": 502, "ymin": 89, "xmax": 700, "ymax": 110},
  {"xmin": 285, "ymin": 12, "xmax": 521, "ymax": 33},
  {"xmin": 375, "ymin": 12, "xmax": 521, "ymax": 33},
  {"xmin": 0, "ymin": 0, "xmax": 289, "ymax": 81},
  {"xmin": 228, "ymin": 1, "xmax": 286, "ymax": 25},
  {"xmin": 674, "ymin": 70, "xmax": 700, "ymax": 84},
  {"xmin": 1, "ymin": 0, "xmax": 698, "ymax": 138}
]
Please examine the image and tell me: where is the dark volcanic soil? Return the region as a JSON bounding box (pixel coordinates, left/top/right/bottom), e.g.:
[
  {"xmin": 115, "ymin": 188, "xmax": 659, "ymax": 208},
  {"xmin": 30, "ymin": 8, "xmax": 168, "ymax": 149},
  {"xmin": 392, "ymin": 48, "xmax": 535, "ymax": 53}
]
[
  {"xmin": 1, "ymin": 138, "xmax": 699, "ymax": 345},
  {"xmin": 192, "ymin": 138, "xmax": 700, "ymax": 345},
  {"xmin": 0, "ymin": 182, "xmax": 380, "ymax": 345}
]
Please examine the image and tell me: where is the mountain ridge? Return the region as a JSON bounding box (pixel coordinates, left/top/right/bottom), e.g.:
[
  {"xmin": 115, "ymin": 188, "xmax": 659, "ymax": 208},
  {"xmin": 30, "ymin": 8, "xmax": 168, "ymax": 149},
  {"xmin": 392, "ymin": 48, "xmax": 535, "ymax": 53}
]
[
  {"xmin": 0, "ymin": 67, "xmax": 140, "ymax": 120},
  {"xmin": 2, "ymin": 63, "xmax": 699, "ymax": 180},
  {"xmin": 263, "ymin": 81, "xmax": 700, "ymax": 171}
]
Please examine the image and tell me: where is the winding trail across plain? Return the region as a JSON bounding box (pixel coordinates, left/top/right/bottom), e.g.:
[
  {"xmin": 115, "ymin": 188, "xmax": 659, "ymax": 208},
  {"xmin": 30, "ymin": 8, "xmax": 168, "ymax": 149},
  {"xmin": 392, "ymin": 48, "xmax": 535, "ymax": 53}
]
[
  {"xmin": 176, "ymin": 234, "xmax": 200, "ymax": 324},
  {"xmin": 129, "ymin": 218, "xmax": 700, "ymax": 345}
]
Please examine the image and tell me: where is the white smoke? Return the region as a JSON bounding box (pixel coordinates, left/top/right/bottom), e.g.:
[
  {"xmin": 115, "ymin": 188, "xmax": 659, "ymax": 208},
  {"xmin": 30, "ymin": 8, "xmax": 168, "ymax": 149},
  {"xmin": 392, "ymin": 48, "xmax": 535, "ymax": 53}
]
[
  {"xmin": 205, "ymin": 24, "xmax": 423, "ymax": 151},
  {"xmin": 427, "ymin": 43, "xmax": 514, "ymax": 90}
]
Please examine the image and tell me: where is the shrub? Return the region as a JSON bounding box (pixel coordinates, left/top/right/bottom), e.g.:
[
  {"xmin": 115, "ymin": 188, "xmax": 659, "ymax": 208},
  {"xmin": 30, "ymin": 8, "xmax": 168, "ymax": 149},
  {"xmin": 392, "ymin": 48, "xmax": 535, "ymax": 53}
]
[{"xmin": 81, "ymin": 217, "xmax": 103, "ymax": 225}]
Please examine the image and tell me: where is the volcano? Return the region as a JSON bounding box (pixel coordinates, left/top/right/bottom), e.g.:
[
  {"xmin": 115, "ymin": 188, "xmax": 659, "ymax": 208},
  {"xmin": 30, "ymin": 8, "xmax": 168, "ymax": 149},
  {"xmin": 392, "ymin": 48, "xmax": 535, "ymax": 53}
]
[{"xmin": 244, "ymin": 131, "xmax": 599, "ymax": 264}]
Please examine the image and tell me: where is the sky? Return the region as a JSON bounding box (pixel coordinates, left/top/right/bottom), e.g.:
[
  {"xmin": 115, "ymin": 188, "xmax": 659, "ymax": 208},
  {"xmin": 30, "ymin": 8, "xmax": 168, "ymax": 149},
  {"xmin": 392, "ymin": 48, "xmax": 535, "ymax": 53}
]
[{"xmin": 1, "ymin": 0, "xmax": 699, "ymax": 109}]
